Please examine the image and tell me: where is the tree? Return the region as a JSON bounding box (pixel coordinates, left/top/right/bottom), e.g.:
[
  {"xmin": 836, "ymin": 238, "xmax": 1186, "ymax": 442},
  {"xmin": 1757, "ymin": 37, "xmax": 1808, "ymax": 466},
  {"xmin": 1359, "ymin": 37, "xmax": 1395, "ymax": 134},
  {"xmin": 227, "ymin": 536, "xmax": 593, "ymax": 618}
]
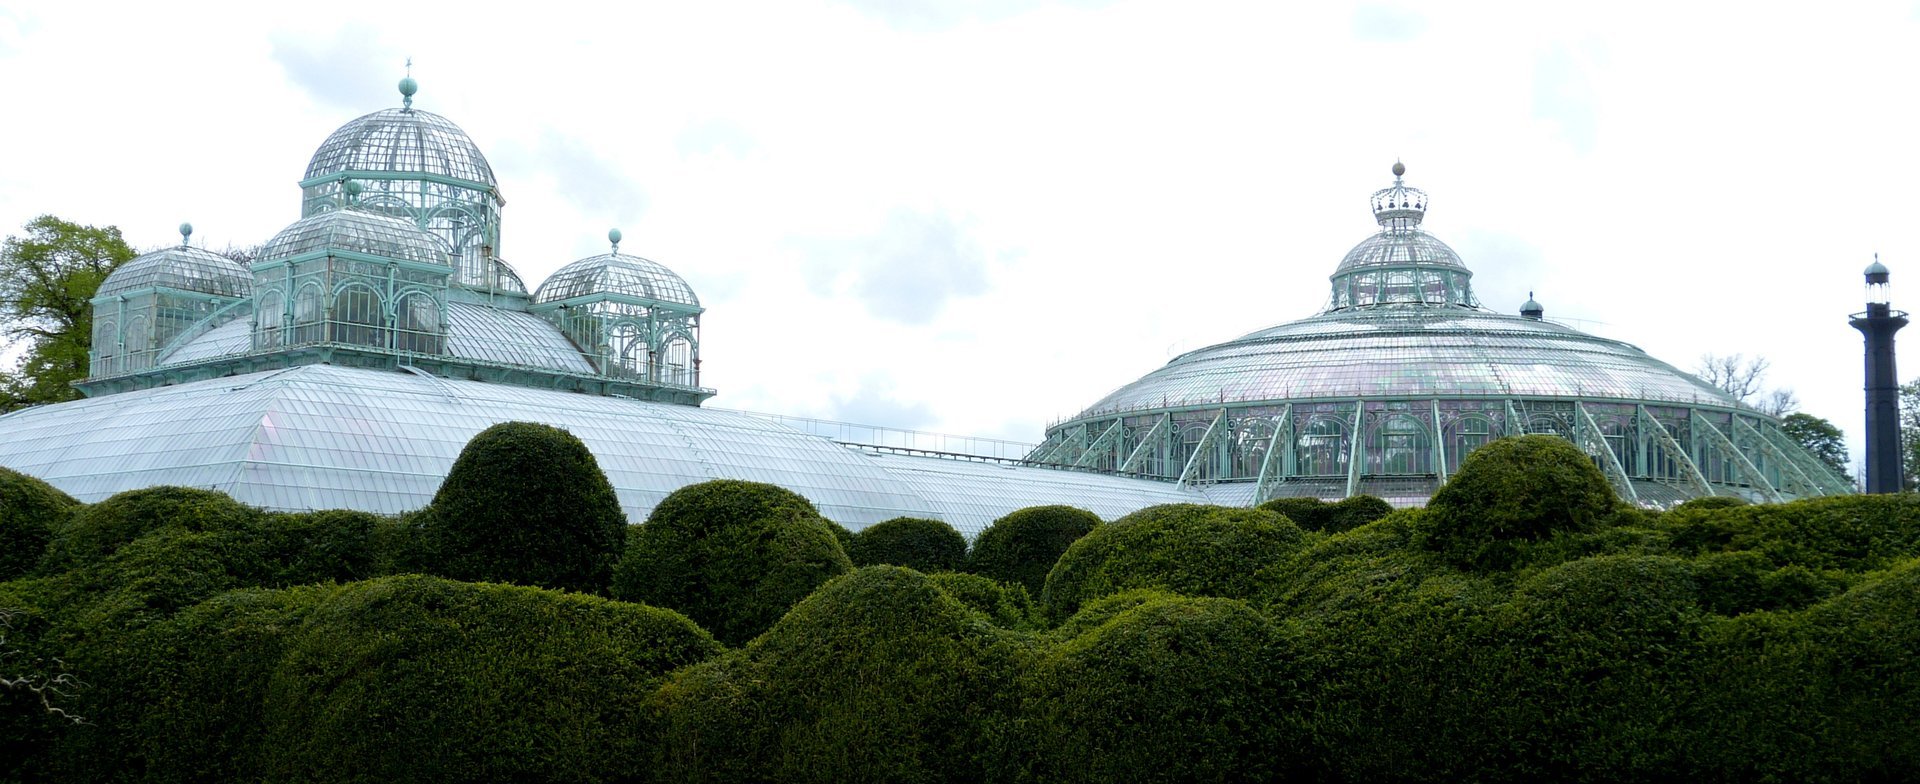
[
  {"xmin": 1780, "ymin": 412, "xmax": 1849, "ymax": 480},
  {"xmin": 0, "ymin": 216, "xmax": 135, "ymax": 411},
  {"xmin": 1902, "ymin": 380, "xmax": 1920, "ymax": 491},
  {"xmin": 1696, "ymin": 353, "xmax": 1797, "ymax": 416}
]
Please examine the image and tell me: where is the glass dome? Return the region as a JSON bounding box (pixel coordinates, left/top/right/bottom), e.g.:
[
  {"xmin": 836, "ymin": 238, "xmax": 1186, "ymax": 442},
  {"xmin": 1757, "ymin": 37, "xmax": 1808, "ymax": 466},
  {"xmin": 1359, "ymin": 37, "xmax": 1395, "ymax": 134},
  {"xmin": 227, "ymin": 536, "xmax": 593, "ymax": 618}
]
[
  {"xmin": 97, "ymin": 243, "xmax": 250, "ymax": 299},
  {"xmin": 1030, "ymin": 163, "xmax": 1853, "ymax": 507},
  {"xmin": 534, "ymin": 251, "xmax": 700, "ymax": 308},
  {"xmin": 260, "ymin": 210, "xmax": 450, "ymax": 266},
  {"xmin": 304, "ymin": 108, "xmax": 497, "ymax": 189}
]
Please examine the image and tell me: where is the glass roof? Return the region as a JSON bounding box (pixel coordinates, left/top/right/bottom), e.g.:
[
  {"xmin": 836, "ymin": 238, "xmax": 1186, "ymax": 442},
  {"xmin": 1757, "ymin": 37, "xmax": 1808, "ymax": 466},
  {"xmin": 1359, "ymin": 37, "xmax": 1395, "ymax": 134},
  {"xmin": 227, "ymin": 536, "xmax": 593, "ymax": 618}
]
[
  {"xmin": 0, "ymin": 365, "xmax": 1197, "ymax": 535},
  {"xmin": 304, "ymin": 107, "xmax": 497, "ymax": 188},
  {"xmin": 1071, "ymin": 308, "xmax": 1738, "ymax": 418},
  {"xmin": 159, "ymin": 315, "xmax": 253, "ymax": 366},
  {"xmin": 534, "ymin": 252, "xmax": 700, "ymax": 308},
  {"xmin": 261, "ymin": 210, "xmax": 450, "ymax": 266},
  {"xmin": 444, "ymin": 301, "xmax": 594, "ymax": 374},
  {"xmin": 97, "ymin": 244, "xmax": 251, "ymax": 299}
]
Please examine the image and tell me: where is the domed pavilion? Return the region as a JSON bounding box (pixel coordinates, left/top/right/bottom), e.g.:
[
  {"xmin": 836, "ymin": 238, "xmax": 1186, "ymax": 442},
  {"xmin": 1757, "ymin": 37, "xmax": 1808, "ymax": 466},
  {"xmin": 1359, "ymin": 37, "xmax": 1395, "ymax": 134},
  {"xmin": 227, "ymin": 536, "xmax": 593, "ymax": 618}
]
[{"xmin": 1027, "ymin": 163, "xmax": 1854, "ymax": 507}]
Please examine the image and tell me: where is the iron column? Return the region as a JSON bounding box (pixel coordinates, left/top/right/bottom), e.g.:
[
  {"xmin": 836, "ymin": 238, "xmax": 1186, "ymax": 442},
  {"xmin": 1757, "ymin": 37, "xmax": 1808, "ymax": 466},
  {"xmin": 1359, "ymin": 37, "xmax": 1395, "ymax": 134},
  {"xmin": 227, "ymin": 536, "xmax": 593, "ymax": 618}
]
[{"xmin": 1850, "ymin": 258, "xmax": 1907, "ymax": 493}]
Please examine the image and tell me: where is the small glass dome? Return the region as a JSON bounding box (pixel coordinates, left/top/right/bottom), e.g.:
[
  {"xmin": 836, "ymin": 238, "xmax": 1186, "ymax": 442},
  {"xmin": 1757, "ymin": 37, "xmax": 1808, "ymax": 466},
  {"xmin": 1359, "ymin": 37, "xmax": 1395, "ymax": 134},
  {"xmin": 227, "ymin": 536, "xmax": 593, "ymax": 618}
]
[
  {"xmin": 534, "ymin": 251, "xmax": 700, "ymax": 308},
  {"xmin": 260, "ymin": 210, "xmax": 450, "ymax": 266},
  {"xmin": 304, "ymin": 108, "xmax": 497, "ymax": 189},
  {"xmin": 98, "ymin": 244, "xmax": 251, "ymax": 299}
]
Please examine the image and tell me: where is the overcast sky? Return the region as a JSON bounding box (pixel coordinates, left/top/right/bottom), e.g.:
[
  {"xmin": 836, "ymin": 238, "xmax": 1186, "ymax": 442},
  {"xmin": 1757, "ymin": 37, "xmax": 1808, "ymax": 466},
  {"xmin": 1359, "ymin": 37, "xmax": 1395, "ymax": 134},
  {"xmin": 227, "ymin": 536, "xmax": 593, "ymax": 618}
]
[{"xmin": 2, "ymin": 1, "xmax": 1916, "ymax": 470}]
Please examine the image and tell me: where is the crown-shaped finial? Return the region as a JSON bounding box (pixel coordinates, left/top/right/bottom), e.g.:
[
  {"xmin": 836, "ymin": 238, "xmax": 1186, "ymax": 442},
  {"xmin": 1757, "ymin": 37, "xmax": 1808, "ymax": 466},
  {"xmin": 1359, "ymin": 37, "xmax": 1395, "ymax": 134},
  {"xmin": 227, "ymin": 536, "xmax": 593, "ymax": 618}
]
[{"xmin": 1370, "ymin": 160, "xmax": 1427, "ymax": 231}]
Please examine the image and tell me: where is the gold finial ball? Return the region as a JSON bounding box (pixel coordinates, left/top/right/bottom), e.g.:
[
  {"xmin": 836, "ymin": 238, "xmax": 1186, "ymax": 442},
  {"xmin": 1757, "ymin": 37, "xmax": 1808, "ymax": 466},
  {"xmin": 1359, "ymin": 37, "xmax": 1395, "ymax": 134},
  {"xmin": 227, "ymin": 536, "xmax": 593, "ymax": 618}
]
[{"xmin": 1392, "ymin": 161, "xmax": 1406, "ymax": 177}]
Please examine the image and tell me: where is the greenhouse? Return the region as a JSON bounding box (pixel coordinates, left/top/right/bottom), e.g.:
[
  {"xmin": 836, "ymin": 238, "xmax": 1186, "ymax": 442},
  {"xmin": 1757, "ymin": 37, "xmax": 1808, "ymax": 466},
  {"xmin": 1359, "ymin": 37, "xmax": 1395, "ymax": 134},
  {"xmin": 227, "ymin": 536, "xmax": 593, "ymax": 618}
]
[
  {"xmin": 0, "ymin": 77, "xmax": 1215, "ymax": 536},
  {"xmin": 0, "ymin": 81, "xmax": 1852, "ymax": 527},
  {"xmin": 1027, "ymin": 163, "xmax": 1854, "ymax": 507}
]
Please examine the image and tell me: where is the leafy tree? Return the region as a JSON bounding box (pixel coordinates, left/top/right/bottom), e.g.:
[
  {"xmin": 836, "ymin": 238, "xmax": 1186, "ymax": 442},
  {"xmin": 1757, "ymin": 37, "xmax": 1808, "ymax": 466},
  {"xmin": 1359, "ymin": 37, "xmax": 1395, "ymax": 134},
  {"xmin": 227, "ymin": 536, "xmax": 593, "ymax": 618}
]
[
  {"xmin": 425, "ymin": 422, "xmax": 628, "ymax": 594},
  {"xmin": 1779, "ymin": 412, "xmax": 1849, "ymax": 479},
  {"xmin": 1890, "ymin": 382, "xmax": 1920, "ymax": 489},
  {"xmin": 0, "ymin": 216, "xmax": 136, "ymax": 411}
]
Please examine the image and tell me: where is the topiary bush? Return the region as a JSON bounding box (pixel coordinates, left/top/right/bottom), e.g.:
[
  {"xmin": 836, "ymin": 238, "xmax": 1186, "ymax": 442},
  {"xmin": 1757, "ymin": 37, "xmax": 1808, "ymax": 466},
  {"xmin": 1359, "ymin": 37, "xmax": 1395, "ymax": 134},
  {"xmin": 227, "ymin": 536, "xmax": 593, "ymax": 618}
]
[
  {"xmin": 257, "ymin": 509, "xmax": 385, "ymax": 586},
  {"xmin": 924, "ymin": 571, "xmax": 1041, "ymax": 631},
  {"xmin": 649, "ymin": 566, "xmax": 1026, "ymax": 783},
  {"xmin": 1678, "ymin": 559, "xmax": 1920, "ymax": 781},
  {"xmin": 0, "ymin": 467, "xmax": 76, "ymax": 580},
  {"xmin": 40, "ymin": 486, "xmax": 260, "ymax": 573},
  {"xmin": 1041, "ymin": 504, "xmax": 1305, "ymax": 621},
  {"xmin": 846, "ymin": 516, "xmax": 966, "ymax": 572},
  {"xmin": 262, "ymin": 575, "xmax": 720, "ymax": 784},
  {"xmin": 424, "ymin": 422, "xmax": 627, "ymax": 594},
  {"xmin": 966, "ymin": 505, "xmax": 1100, "ymax": 595},
  {"xmin": 1018, "ymin": 591, "xmax": 1303, "ymax": 783},
  {"xmin": 613, "ymin": 479, "xmax": 851, "ymax": 646},
  {"xmin": 1664, "ymin": 493, "xmax": 1920, "ymax": 573},
  {"xmin": 1257, "ymin": 494, "xmax": 1395, "ymax": 535},
  {"xmin": 1421, "ymin": 435, "xmax": 1616, "ymax": 571}
]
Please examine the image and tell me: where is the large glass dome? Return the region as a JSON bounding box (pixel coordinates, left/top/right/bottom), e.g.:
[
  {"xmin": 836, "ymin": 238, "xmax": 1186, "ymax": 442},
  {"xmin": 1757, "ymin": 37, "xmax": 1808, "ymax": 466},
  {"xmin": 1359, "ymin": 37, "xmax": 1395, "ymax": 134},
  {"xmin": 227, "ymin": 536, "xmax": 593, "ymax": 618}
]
[
  {"xmin": 304, "ymin": 107, "xmax": 496, "ymax": 188},
  {"xmin": 1029, "ymin": 164, "xmax": 1853, "ymax": 508}
]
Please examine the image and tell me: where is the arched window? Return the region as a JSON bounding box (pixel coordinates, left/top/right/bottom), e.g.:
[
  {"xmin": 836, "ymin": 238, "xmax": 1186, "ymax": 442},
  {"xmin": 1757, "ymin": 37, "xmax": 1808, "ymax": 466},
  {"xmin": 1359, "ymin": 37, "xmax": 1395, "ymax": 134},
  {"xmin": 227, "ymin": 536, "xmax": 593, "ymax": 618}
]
[
  {"xmin": 1447, "ymin": 415, "xmax": 1494, "ymax": 472},
  {"xmin": 1297, "ymin": 416, "xmax": 1348, "ymax": 476},
  {"xmin": 292, "ymin": 283, "xmax": 324, "ymax": 344},
  {"xmin": 330, "ymin": 283, "xmax": 385, "ymax": 347},
  {"xmin": 1601, "ymin": 420, "xmax": 1633, "ymax": 475},
  {"xmin": 659, "ymin": 335, "xmax": 696, "ymax": 386},
  {"xmin": 392, "ymin": 291, "xmax": 442, "ymax": 354},
  {"xmin": 255, "ymin": 291, "xmax": 283, "ymax": 349},
  {"xmin": 608, "ymin": 322, "xmax": 644, "ymax": 378},
  {"xmin": 1377, "ymin": 415, "xmax": 1431, "ymax": 474}
]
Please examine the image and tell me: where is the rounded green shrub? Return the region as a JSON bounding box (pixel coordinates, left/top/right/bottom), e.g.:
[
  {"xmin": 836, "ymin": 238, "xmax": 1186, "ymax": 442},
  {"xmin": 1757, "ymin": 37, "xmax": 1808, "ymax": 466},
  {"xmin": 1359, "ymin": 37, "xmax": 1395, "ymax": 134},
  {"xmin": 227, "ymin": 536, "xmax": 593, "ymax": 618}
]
[
  {"xmin": 924, "ymin": 571, "xmax": 1040, "ymax": 630},
  {"xmin": 426, "ymin": 422, "xmax": 627, "ymax": 594},
  {"xmin": 1671, "ymin": 495, "xmax": 1748, "ymax": 514},
  {"xmin": 0, "ymin": 467, "xmax": 76, "ymax": 580},
  {"xmin": 649, "ymin": 566, "xmax": 1024, "ymax": 783},
  {"xmin": 1422, "ymin": 435, "xmax": 1616, "ymax": 570},
  {"xmin": 613, "ymin": 479, "xmax": 851, "ymax": 645},
  {"xmin": 846, "ymin": 516, "xmax": 966, "ymax": 572},
  {"xmin": 1257, "ymin": 494, "xmax": 1394, "ymax": 534},
  {"xmin": 1020, "ymin": 592, "xmax": 1300, "ymax": 783},
  {"xmin": 41, "ymin": 486, "xmax": 259, "ymax": 572},
  {"xmin": 1041, "ymin": 504, "xmax": 1305, "ymax": 621},
  {"xmin": 262, "ymin": 575, "xmax": 720, "ymax": 784},
  {"xmin": 966, "ymin": 505, "xmax": 1100, "ymax": 594}
]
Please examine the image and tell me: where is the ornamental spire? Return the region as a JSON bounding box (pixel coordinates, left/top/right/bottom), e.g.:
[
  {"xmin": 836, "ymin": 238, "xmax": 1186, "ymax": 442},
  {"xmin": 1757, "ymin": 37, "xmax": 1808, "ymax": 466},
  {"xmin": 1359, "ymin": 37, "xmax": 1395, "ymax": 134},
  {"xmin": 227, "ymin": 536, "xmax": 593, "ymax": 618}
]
[
  {"xmin": 1370, "ymin": 160, "xmax": 1428, "ymax": 232},
  {"xmin": 399, "ymin": 58, "xmax": 418, "ymax": 111}
]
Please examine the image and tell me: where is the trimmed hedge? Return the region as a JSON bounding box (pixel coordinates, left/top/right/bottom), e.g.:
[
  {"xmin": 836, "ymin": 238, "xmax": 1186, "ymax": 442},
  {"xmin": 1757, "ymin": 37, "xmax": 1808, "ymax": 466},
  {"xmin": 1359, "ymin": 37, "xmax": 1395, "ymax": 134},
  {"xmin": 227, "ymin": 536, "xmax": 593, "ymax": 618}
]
[
  {"xmin": 1018, "ymin": 592, "xmax": 1301, "ymax": 783},
  {"xmin": 1042, "ymin": 504, "xmax": 1305, "ymax": 621},
  {"xmin": 262, "ymin": 575, "xmax": 719, "ymax": 784},
  {"xmin": 426, "ymin": 422, "xmax": 627, "ymax": 593},
  {"xmin": 613, "ymin": 480, "xmax": 851, "ymax": 645},
  {"xmin": 1256, "ymin": 494, "xmax": 1394, "ymax": 534},
  {"xmin": 966, "ymin": 505, "xmax": 1100, "ymax": 595},
  {"xmin": 924, "ymin": 571, "xmax": 1041, "ymax": 631},
  {"xmin": 1421, "ymin": 435, "xmax": 1616, "ymax": 571},
  {"xmin": 649, "ymin": 566, "xmax": 1025, "ymax": 783},
  {"xmin": 0, "ymin": 468, "xmax": 76, "ymax": 580},
  {"xmin": 847, "ymin": 516, "xmax": 967, "ymax": 572},
  {"xmin": 1679, "ymin": 559, "xmax": 1920, "ymax": 781},
  {"xmin": 1663, "ymin": 493, "xmax": 1920, "ymax": 573},
  {"xmin": 40, "ymin": 486, "xmax": 259, "ymax": 573}
]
